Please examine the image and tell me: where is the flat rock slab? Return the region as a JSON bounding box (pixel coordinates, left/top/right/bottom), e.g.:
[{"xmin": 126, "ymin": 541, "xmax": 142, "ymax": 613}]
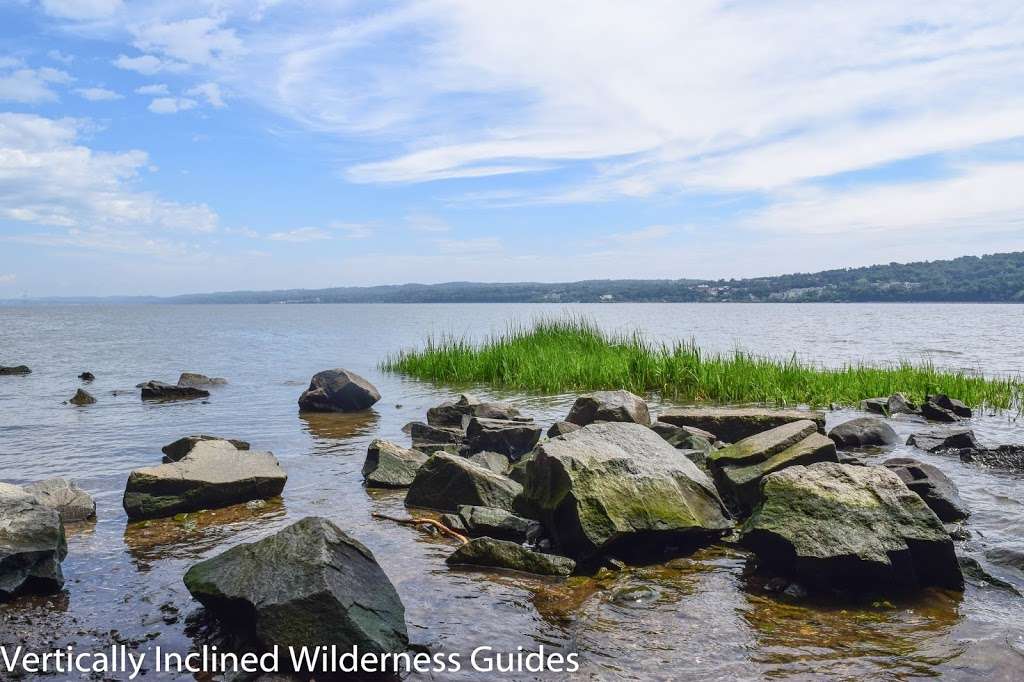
[
  {"xmin": 907, "ymin": 429, "xmax": 980, "ymax": 453},
  {"xmin": 464, "ymin": 417, "xmax": 541, "ymax": 459},
  {"xmin": 407, "ymin": 421, "xmax": 464, "ymax": 451},
  {"xmin": 741, "ymin": 462, "xmax": 963, "ymax": 591},
  {"xmin": 140, "ymin": 380, "xmax": 209, "ymax": 401},
  {"xmin": 708, "ymin": 420, "xmax": 819, "ymax": 470},
  {"xmin": 566, "ymin": 390, "xmax": 651, "ymax": 427},
  {"xmin": 657, "ymin": 407, "xmax": 825, "ymax": 443},
  {"xmin": 184, "ymin": 517, "xmax": 408, "ymax": 655},
  {"xmin": 447, "ymin": 537, "xmax": 575, "ymax": 576},
  {"xmin": 297, "ymin": 368, "xmax": 380, "ymax": 412},
  {"xmin": 23, "ymin": 478, "xmax": 96, "ymax": 523},
  {"xmin": 0, "ymin": 482, "xmax": 67, "ymax": 599},
  {"xmin": 883, "ymin": 458, "xmax": 969, "ymax": 522},
  {"xmin": 123, "ymin": 440, "xmax": 287, "ymax": 520},
  {"xmin": 427, "ymin": 394, "xmax": 525, "ymax": 428},
  {"xmin": 162, "ymin": 435, "xmax": 251, "ymax": 462},
  {"xmin": 177, "ymin": 372, "xmax": 227, "ymax": 387},
  {"xmin": 828, "ymin": 417, "xmax": 898, "ymax": 449},
  {"xmin": 405, "ymin": 452, "xmax": 524, "ymax": 513},
  {"xmin": 362, "ymin": 439, "xmax": 428, "ymax": 488}
]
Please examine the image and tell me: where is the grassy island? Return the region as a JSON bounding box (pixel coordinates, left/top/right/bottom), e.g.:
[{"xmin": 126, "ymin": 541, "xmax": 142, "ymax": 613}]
[{"xmin": 382, "ymin": 318, "xmax": 1021, "ymax": 409}]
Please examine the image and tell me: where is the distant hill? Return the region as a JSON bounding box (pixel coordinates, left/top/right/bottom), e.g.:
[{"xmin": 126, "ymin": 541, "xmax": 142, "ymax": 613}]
[{"xmin": 6, "ymin": 251, "xmax": 1024, "ymax": 304}]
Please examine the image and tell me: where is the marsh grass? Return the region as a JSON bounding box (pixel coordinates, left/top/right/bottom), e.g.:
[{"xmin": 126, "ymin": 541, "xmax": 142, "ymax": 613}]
[{"xmin": 381, "ymin": 317, "xmax": 1021, "ymax": 409}]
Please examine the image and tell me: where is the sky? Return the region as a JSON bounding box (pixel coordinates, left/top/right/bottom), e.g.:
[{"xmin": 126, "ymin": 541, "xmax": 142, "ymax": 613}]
[{"xmin": 1, "ymin": 1, "xmax": 1024, "ymax": 297}]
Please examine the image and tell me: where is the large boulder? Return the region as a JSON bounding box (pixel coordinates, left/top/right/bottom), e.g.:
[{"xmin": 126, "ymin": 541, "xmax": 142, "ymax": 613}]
[
  {"xmin": 907, "ymin": 429, "xmax": 980, "ymax": 453},
  {"xmin": 0, "ymin": 365, "xmax": 31, "ymax": 375},
  {"xmin": 882, "ymin": 458, "xmax": 969, "ymax": 522},
  {"xmin": 162, "ymin": 435, "xmax": 251, "ymax": 462},
  {"xmin": 140, "ymin": 380, "xmax": 209, "ymax": 401},
  {"xmin": 177, "ymin": 372, "xmax": 227, "ymax": 387},
  {"xmin": 405, "ymin": 452, "xmax": 524, "ymax": 513},
  {"xmin": 464, "ymin": 417, "xmax": 541, "ymax": 459},
  {"xmin": 427, "ymin": 394, "xmax": 525, "ymax": 428},
  {"xmin": 0, "ymin": 482, "xmax": 67, "ymax": 599},
  {"xmin": 827, "ymin": 417, "xmax": 898, "ymax": 448},
  {"xmin": 23, "ymin": 478, "xmax": 96, "ymax": 523},
  {"xmin": 522, "ymin": 422, "xmax": 731, "ymax": 561},
  {"xmin": 297, "ymin": 369, "xmax": 380, "ymax": 413},
  {"xmin": 184, "ymin": 517, "xmax": 408, "ymax": 656},
  {"xmin": 741, "ymin": 463, "xmax": 963, "ymax": 591},
  {"xmin": 657, "ymin": 407, "xmax": 825, "ymax": 443},
  {"xmin": 446, "ymin": 537, "xmax": 575, "ymax": 576},
  {"xmin": 456, "ymin": 505, "xmax": 539, "ymax": 543},
  {"xmin": 362, "ymin": 440, "xmax": 428, "ymax": 488},
  {"xmin": 123, "ymin": 440, "xmax": 287, "ymax": 520},
  {"xmin": 565, "ymin": 390, "xmax": 651, "ymax": 427}
]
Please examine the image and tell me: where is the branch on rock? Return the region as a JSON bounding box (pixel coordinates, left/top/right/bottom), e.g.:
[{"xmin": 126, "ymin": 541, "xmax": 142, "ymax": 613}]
[{"xmin": 372, "ymin": 513, "xmax": 468, "ymax": 545}]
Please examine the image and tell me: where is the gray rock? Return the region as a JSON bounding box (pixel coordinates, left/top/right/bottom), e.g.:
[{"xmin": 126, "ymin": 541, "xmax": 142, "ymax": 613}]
[
  {"xmin": 78, "ymin": 371, "xmax": 94, "ymax": 381},
  {"xmin": 926, "ymin": 394, "xmax": 972, "ymax": 418},
  {"xmin": 405, "ymin": 452, "xmax": 524, "ymax": 513},
  {"xmin": 464, "ymin": 417, "xmax": 541, "ymax": 459},
  {"xmin": 468, "ymin": 451, "xmax": 512, "ymax": 475},
  {"xmin": 362, "ymin": 439, "xmax": 428, "ymax": 488},
  {"xmin": 859, "ymin": 397, "xmax": 888, "ymax": 414},
  {"xmin": 907, "ymin": 429, "xmax": 980, "ymax": 452},
  {"xmin": 184, "ymin": 517, "xmax": 408, "ymax": 655},
  {"xmin": 741, "ymin": 463, "xmax": 963, "ymax": 591},
  {"xmin": 0, "ymin": 365, "xmax": 31, "ymax": 375},
  {"xmin": 297, "ymin": 368, "xmax": 380, "ymax": 412},
  {"xmin": 457, "ymin": 505, "xmax": 539, "ymax": 543},
  {"xmin": 407, "ymin": 421, "xmax": 464, "ymax": 451},
  {"xmin": 441, "ymin": 513, "xmax": 468, "ymax": 534},
  {"xmin": 123, "ymin": 440, "xmax": 287, "ymax": 520},
  {"xmin": 565, "ymin": 390, "xmax": 651, "ymax": 427},
  {"xmin": 446, "ymin": 537, "xmax": 574, "ymax": 576},
  {"xmin": 427, "ymin": 394, "xmax": 525, "ymax": 428},
  {"xmin": 860, "ymin": 394, "xmax": 918, "ymax": 416},
  {"xmin": 882, "ymin": 458, "xmax": 969, "ymax": 522},
  {"xmin": 177, "ymin": 372, "xmax": 227, "ymax": 387},
  {"xmin": 161, "ymin": 435, "xmax": 251, "ymax": 463},
  {"xmin": 657, "ymin": 407, "xmax": 825, "ymax": 443},
  {"xmin": 23, "ymin": 478, "xmax": 96, "ymax": 523},
  {"xmin": 547, "ymin": 421, "xmax": 581, "ymax": 438},
  {"xmin": 69, "ymin": 388, "xmax": 96, "ymax": 406},
  {"xmin": 140, "ymin": 380, "xmax": 209, "ymax": 401},
  {"xmin": 827, "ymin": 417, "xmax": 898, "ymax": 448},
  {"xmin": 959, "ymin": 445, "xmax": 1024, "ymax": 470},
  {"xmin": 650, "ymin": 420, "xmax": 717, "ymax": 443},
  {"xmin": 0, "ymin": 482, "xmax": 67, "ymax": 599},
  {"xmin": 920, "ymin": 400, "xmax": 959, "ymax": 423},
  {"xmin": 707, "ymin": 420, "xmax": 820, "ymax": 469}
]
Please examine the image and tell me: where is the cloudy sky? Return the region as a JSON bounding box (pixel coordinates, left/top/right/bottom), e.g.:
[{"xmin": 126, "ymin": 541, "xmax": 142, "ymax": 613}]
[{"xmin": 2, "ymin": 1, "xmax": 1024, "ymax": 297}]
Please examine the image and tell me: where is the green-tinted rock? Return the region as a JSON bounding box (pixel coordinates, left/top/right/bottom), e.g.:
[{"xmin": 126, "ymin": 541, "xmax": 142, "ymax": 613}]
[
  {"xmin": 405, "ymin": 452, "xmax": 524, "ymax": 513},
  {"xmin": 362, "ymin": 439, "xmax": 427, "ymax": 488},
  {"xmin": 446, "ymin": 537, "xmax": 575, "ymax": 576},
  {"xmin": 707, "ymin": 420, "xmax": 819, "ymax": 469},
  {"xmin": 657, "ymin": 407, "xmax": 825, "ymax": 443}
]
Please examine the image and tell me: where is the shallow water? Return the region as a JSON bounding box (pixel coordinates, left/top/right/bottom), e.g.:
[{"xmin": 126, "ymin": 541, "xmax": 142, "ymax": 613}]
[{"xmin": 1, "ymin": 303, "xmax": 1023, "ymax": 680}]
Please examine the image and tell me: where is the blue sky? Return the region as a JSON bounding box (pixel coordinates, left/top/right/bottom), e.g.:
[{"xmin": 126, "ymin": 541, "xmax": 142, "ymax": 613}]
[{"xmin": 2, "ymin": 1, "xmax": 1024, "ymax": 297}]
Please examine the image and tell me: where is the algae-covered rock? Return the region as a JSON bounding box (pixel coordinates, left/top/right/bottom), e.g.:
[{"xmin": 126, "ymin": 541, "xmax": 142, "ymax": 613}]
[
  {"xmin": 184, "ymin": 517, "xmax": 408, "ymax": 655},
  {"xmin": 707, "ymin": 420, "xmax": 819, "ymax": 470},
  {"xmin": 0, "ymin": 482, "xmax": 67, "ymax": 599},
  {"xmin": 657, "ymin": 407, "xmax": 825, "ymax": 443},
  {"xmin": 362, "ymin": 439, "xmax": 428, "ymax": 488},
  {"xmin": 405, "ymin": 452, "xmax": 524, "ymax": 513},
  {"xmin": 446, "ymin": 537, "xmax": 574, "ymax": 576},
  {"xmin": 741, "ymin": 462, "xmax": 963, "ymax": 591},
  {"xmin": 565, "ymin": 390, "xmax": 651, "ymax": 427}
]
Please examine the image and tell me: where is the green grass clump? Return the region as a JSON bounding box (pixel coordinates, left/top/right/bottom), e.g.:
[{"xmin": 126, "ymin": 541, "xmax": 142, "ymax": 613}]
[{"xmin": 381, "ymin": 317, "xmax": 1021, "ymax": 409}]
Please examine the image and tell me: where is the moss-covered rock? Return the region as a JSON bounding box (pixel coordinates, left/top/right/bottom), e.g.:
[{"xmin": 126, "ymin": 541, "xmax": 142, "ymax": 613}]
[{"xmin": 446, "ymin": 537, "xmax": 575, "ymax": 576}]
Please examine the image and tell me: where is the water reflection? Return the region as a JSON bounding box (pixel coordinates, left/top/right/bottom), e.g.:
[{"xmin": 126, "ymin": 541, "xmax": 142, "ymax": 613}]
[{"xmin": 300, "ymin": 410, "xmax": 380, "ymax": 454}]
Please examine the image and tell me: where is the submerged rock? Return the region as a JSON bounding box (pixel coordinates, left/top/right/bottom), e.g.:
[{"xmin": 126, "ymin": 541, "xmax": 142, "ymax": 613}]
[
  {"xmin": 23, "ymin": 478, "xmax": 96, "ymax": 523},
  {"xmin": 457, "ymin": 505, "xmax": 539, "ymax": 543},
  {"xmin": 0, "ymin": 482, "xmax": 67, "ymax": 599},
  {"xmin": 161, "ymin": 435, "xmax": 251, "ymax": 463},
  {"xmin": 882, "ymin": 458, "xmax": 969, "ymax": 522},
  {"xmin": 927, "ymin": 394, "xmax": 972, "ymax": 418},
  {"xmin": 522, "ymin": 422, "xmax": 731, "ymax": 561},
  {"xmin": 123, "ymin": 440, "xmax": 287, "ymax": 520},
  {"xmin": 184, "ymin": 517, "xmax": 408, "ymax": 655},
  {"xmin": 427, "ymin": 394, "xmax": 525, "ymax": 428},
  {"xmin": 959, "ymin": 445, "xmax": 1024, "ymax": 470},
  {"xmin": 0, "ymin": 365, "xmax": 31, "ymax": 375},
  {"xmin": 907, "ymin": 429, "xmax": 980, "ymax": 453},
  {"xmin": 657, "ymin": 407, "xmax": 825, "ymax": 443},
  {"xmin": 565, "ymin": 390, "xmax": 651, "ymax": 427},
  {"xmin": 547, "ymin": 421, "xmax": 581, "ymax": 438},
  {"xmin": 446, "ymin": 537, "xmax": 575, "ymax": 576},
  {"xmin": 297, "ymin": 368, "xmax": 380, "ymax": 413},
  {"xmin": 177, "ymin": 372, "xmax": 227, "ymax": 387},
  {"xmin": 827, "ymin": 417, "xmax": 898, "ymax": 448},
  {"xmin": 741, "ymin": 463, "xmax": 963, "ymax": 591},
  {"xmin": 362, "ymin": 439, "xmax": 428, "ymax": 488},
  {"xmin": 68, "ymin": 388, "xmax": 96, "ymax": 406},
  {"xmin": 140, "ymin": 380, "xmax": 209, "ymax": 401},
  {"xmin": 405, "ymin": 452, "xmax": 524, "ymax": 513},
  {"xmin": 464, "ymin": 417, "xmax": 541, "ymax": 459}
]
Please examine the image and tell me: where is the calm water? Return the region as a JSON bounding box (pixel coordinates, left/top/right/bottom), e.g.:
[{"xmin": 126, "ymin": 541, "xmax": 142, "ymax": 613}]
[{"xmin": 1, "ymin": 303, "xmax": 1024, "ymax": 681}]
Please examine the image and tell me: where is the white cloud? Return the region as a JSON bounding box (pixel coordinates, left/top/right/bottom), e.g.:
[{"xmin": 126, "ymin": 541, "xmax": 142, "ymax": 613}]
[
  {"xmin": 148, "ymin": 96, "xmax": 197, "ymax": 114},
  {"xmin": 185, "ymin": 82, "xmax": 225, "ymax": 108},
  {"xmin": 267, "ymin": 227, "xmax": 332, "ymax": 242},
  {"xmin": 0, "ymin": 64, "xmax": 72, "ymax": 103},
  {"xmin": 435, "ymin": 237, "xmax": 502, "ymax": 255},
  {"xmin": 135, "ymin": 83, "xmax": 169, "ymax": 95},
  {"xmin": 131, "ymin": 16, "xmax": 244, "ymax": 66},
  {"xmin": 75, "ymin": 86, "xmax": 122, "ymax": 101},
  {"xmin": 0, "ymin": 273, "xmax": 16, "ymax": 285},
  {"xmin": 47, "ymin": 50, "xmax": 75, "ymax": 64},
  {"xmin": 113, "ymin": 54, "xmax": 187, "ymax": 75},
  {"xmin": 329, "ymin": 222, "xmax": 373, "ymax": 239},
  {"xmin": 41, "ymin": 0, "xmax": 122, "ymax": 21}
]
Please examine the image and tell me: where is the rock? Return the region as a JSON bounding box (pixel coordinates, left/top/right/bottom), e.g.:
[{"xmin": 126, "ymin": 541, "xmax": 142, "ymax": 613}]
[
  {"xmin": 959, "ymin": 445, "xmax": 1024, "ymax": 470},
  {"xmin": 565, "ymin": 390, "xmax": 651, "ymax": 427},
  {"xmin": 827, "ymin": 417, "xmax": 898, "ymax": 448},
  {"xmin": 468, "ymin": 451, "xmax": 512, "ymax": 475},
  {"xmin": 859, "ymin": 397, "xmax": 888, "ymax": 414},
  {"xmin": 457, "ymin": 505, "xmax": 539, "ymax": 543},
  {"xmin": 464, "ymin": 417, "xmax": 541, "ymax": 459},
  {"xmin": 441, "ymin": 513, "xmax": 467, "ymax": 534},
  {"xmin": 0, "ymin": 482, "xmax": 67, "ymax": 599},
  {"xmin": 362, "ymin": 439, "xmax": 428, "ymax": 488},
  {"xmin": 177, "ymin": 372, "xmax": 227, "ymax": 387},
  {"xmin": 140, "ymin": 380, "xmax": 209, "ymax": 401},
  {"xmin": 547, "ymin": 421, "xmax": 581, "ymax": 438},
  {"xmin": 0, "ymin": 365, "xmax": 31, "ymax": 375},
  {"xmin": 405, "ymin": 452, "xmax": 524, "ymax": 513},
  {"xmin": 427, "ymin": 394, "xmax": 525, "ymax": 428},
  {"xmin": 927, "ymin": 394, "xmax": 972, "ymax": 418},
  {"xmin": 446, "ymin": 537, "xmax": 574, "ymax": 576},
  {"xmin": 183, "ymin": 517, "xmax": 408, "ymax": 655},
  {"xmin": 958, "ymin": 556, "xmax": 1021, "ymax": 595},
  {"xmin": 707, "ymin": 420, "xmax": 820, "ymax": 470},
  {"xmin": 161, "ymin": 435, "xmax": 251, "ymax": 463},
  {"xmin": 741, "ymin": 463, "xmax": 963, "ymax": 591},
  {"xmin": 882, "ymin": 458, "xmax": 969, "ymax": 522},
  {"xmin": 521, "ymin": 422, "xmax": 731, "ymax": 561},
  {"xmin": 407, "ymin": 421, "xmax": 464, "ymax": 451},
  {"xmin": 907, "ymin": 429, "xmax": 980, "ymax": 453},
  {"xmin": 23, "ymin": 478, "xmax": 96, "ymax": 523},
  {"xmin": 650, "ymin": 420, "xmax": 717, "ymax": 443},
  {"xmin": 657, "ymin": 407, "xmax": 825, "ymax": 443},
  {"xmin": 68, "ymin": 388, "xmax": 96, "ymax": 406},
  {"xmin": 78, "ymin": 371, "xmax": 95, "ymax": 381},
  {"xmin": 860, "ymin": 394, "xmax": 918, "ymax": 415},
  {"xmin": 920, "ymin": 400, "xmax": 959, "ymax": 423},
  {"xmin": 297, "ymin": 368, "xmax": 380, "ymax": 413},
  {"xmin": 123, "ymin": 440, "xmax": 288, "ymax": 520}
]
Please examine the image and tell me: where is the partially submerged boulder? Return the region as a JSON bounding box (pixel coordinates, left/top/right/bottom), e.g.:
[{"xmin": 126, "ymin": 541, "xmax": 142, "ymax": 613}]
[
  {"xmin": 457, "ymin": 505, "xmax": 538, "ymax": 543},
  {"xmin": 657, "ymin": 407, "xmax": 825, "ymax": 443},
  {"xmin": 427, "ymin": 394, "xmax": 525, "ymax": 428},
  {"xmin": 907, "ymin": 429, "xmax": 980, "ymax": 453},
  {"xmin": 464, "ymin": 417, "xmax": 541, "ymax": 459},
  {"xmin": 123, "ymin": 440, "xmax": 287, "ymax": 520},
  {"xmin": 297, "ymin": 369, "xmax": 380, "ymax": 413},
  {"xmin": 446, "ymin": 537, "xmax": 574, "ymax": 577},
  {"xmin": 860, "ymin": 393, "xmax": 918, "ymax": 416},
  {"xmin": 405, "ymin": 452, "xmax": 524, "ymax": 513},
  {"xmin": 0, "ymin": 482, "xmax": 67, "ymax": 599},
  {"xmin": 140, "ymin": 380, "xmax": 209, "ymax": 401},
  {"xmin": 547, "ymin": 421, "xmax": 581, "ymax": 438},
  {"xmin": 828, "ymin": 417, "xmax": 898, "ymax": 448},
  {"xmin": 920, "ymin": 400, "xmax": 959, "ymax": 423},
  {"xmin": 184, "ymin": 517, "xmax": 408, "ymax": 655},
  {"xmin": 741, "ymin": 463, "xmax": 963, "ymax": 591},
  {"xmin": 565, "ymin": 390, "xmax": 651, "ymax": 427},
  {"xmin": 927, "ymin": 394, "xmax": 972, "ymax": 418},
  {"xmin": 522, "ymin": 422, "xmax": 731, "ymax": 561},
  {"xmin": 23, "ymin": 478, "xmax": 96, "ymax": 523},
  {"xmin": 882, "ymin": 458, "xmax": 969, "ymax": 522},
  {"xmin": 362, "ymin": 440, "xmax": 428, "ymax": 488},
  {"xmin": 177, "ymin": 372, "xmax": 227, "ymax": 387},
  {"xmin": 161, "ymin": 435, "xmax": 251, "ymax": 463},
  {"xmin": 0, "ymin": 365, "xmax": 31, "ymax": 375},
  {"xmin": 69, "ymin": 388, "xmax": 96, "ymax": 406}
]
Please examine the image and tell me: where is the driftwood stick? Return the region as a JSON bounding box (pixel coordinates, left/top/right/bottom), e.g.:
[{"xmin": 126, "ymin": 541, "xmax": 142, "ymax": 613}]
[{"xmin": 372, "ymin": 513, "xmax": 468, "ymax": 545}]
